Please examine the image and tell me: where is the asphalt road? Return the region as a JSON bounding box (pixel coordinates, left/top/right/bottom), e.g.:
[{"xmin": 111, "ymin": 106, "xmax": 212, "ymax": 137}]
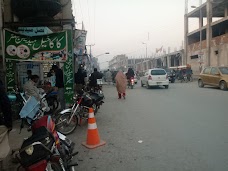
[
  {"xmin": 69, "ymin": 81, "xmax": 228, "ymax": 171},
  {"xmin": 4, "ymin": 80, "xmax": 228, "ymax": 171}
]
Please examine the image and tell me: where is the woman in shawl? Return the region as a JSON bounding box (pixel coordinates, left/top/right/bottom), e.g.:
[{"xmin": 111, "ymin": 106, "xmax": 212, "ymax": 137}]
[{"xmin": 115, "ymin": 70, "xmax": 127, "ymax": 99}]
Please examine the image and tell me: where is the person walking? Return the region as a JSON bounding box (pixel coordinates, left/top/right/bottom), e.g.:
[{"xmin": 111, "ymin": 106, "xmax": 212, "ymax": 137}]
[
  {"xmin": 105, "ymin": 69, "xmax": 112, "ymax": 85},
  {"xmin": 115, "ymin": 70, "xmax": 127, "ymax": 99},
  {"xmin": 52, "ymin": 65, "xmax": 65, "ymax": 110},
  {"xmin": 0, "ymin": 79, "xmax": 13, "ymax": 170}
]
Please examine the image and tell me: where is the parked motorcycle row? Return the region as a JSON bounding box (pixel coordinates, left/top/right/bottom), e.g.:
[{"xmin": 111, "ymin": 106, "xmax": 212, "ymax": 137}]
[{"xmin": 8, "ymin": 85, "xmax": 104, "ymax": 171}]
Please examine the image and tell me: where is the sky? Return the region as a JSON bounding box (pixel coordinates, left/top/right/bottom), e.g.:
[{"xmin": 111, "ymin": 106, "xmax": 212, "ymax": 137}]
[{"xmin": 72, "ymin": 0, "xmax": 206, "ymax": 69}]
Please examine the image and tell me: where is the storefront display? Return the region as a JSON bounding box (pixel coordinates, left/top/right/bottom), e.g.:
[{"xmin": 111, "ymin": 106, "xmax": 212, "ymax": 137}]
[{"xmin": 4, "ymin": 28, "xmax": 74, "ymax": 104}]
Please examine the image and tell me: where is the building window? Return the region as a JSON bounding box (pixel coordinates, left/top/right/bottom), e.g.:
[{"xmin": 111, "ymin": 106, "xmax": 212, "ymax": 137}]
[{"xmin": 190, "ymin": 55, "xmax": 199, "ymax": 59}]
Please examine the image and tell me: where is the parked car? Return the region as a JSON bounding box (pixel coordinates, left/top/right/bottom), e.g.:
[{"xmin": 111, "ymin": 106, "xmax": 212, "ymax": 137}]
[
  {"xmin": 198, "ymin": 66, "xmax": 228, "ymax": 90},
  {"xmin": 141, "ymin": 68, "xmax": 169, "ymax": 89}
]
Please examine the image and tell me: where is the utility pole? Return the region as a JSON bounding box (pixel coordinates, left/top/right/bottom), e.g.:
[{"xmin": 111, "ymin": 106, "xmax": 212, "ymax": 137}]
[
  {"xmin": 86, "ymin": 44, "xmax": 95, "ymax": 73},
  {"xmin": 86, "ymin": 44, "xmax": 95, "ymax": 58}
]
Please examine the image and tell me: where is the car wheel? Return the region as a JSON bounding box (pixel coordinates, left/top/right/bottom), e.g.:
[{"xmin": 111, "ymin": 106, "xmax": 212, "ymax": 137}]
[
  {"xmin": 141, "ymin": 81, "xmax": 144, "ymax": 87},
  {"xmin": 164, "ymin": 85, "xmax": 169, "ymax": 89},
  {"xmin": 146, "ymin": 82, "xmax": 150, "ymax": 89},
  {"xmin": 198, "ymin": 79, "xmax": 204, "ymax": 88},
  {"xmin": 219, "ymin": 81, "xmax": 227, "ymax": 90}
]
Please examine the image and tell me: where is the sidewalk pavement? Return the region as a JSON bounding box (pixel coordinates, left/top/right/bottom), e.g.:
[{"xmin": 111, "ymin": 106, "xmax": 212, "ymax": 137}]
[{"xmin": 2, "ymin": 120, "xmax": 30, "ymax": 171}]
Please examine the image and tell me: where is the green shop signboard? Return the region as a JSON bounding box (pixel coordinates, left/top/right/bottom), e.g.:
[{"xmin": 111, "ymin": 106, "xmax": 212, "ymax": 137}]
[
  {"xmin": 4, "ymin": 29, "xmax": 67, "ymax": 62},
  {"xmin": 64, "ymin": 30, "xmax": 74, "ymax": 104},
  {"xmin": 4, "ymin": 29, "xmax": 74, "ymax": 104}
]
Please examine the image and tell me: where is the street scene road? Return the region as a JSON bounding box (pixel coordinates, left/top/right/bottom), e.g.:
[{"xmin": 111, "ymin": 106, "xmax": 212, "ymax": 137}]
[
  {"xmin": 77, "ymin": 81, "xmax": 228, "ymax": 171},
  {"xmin": 0, "ymin": 1, "xmax": 228, "ymax": 171},
  {"xmin": 6, "ymin": 80, "xmax": 228, "ymax": 171}
]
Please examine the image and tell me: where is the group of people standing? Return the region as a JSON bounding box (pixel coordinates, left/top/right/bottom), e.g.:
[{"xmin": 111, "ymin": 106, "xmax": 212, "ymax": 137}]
[
  {"xmin": 74, "ymin": 66, "xmax": 135, "ymax": 100},
  {"xmin": 74, "ymin": 66, "xmax": 103, "ymax": 92},
  {"xmin": 24, "ymin": 65, "xmax": 66, "ymax": 110}
]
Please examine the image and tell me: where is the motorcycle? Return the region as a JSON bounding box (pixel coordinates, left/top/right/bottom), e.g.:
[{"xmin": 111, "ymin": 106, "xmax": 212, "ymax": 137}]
[
  {"xmin": 128, "ymin": 77, "xmax": 134, "ymax": 89},
  {"xmin": 7, "ymin": 88, "xmax": 27, "ymax": 119},
  {"xmin": 17, "ymin": 97, "xmax": 78, "ymax": 171},
  {"xmin": 87, "ymin": 91, "xmax": 104, "ymax": 114},
  {"xmin": 45, "ymin": 90, "xmax": 59, "ymax": 113},
  {"xmin": 177, "ymin": 74, "xmax": 188, "ymax": 83},
  {"xmin": 55, "ymin": 90, "xmax": 102, "ymax": 135}
]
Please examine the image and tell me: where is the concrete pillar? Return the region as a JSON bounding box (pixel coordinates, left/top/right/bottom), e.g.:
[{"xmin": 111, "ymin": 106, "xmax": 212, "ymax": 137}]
[
  {"xmin": 225, "ymin": 4, "xmax": 228, "ymax": 17},
  {"xmin": 199, "ymin": 7, "xmax": 203, "ymax": 28},
  {"xmin": 225, "ymin": 5, "xmax": 228, "ymax": 33},
  {"xmin": 184, "ymin": 14, "xmax": 188, "ymax": 65},
  {"xmin": 206, "ymin": 0, "xmax": 212, "ymax": 66},
  {"xmin": 167, "ymin": 56, "xmax": 170, "ymax": 68}
]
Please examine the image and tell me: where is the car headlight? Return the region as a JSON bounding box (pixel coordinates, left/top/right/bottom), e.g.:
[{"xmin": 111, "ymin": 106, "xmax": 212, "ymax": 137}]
[{"xmin": 25, "ymin": 146, "xmax": 34, "ymax": 155}]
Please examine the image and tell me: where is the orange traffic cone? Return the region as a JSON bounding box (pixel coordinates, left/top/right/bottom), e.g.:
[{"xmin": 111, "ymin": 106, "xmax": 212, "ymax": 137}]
[{"xmin": 82, "ymin": 108, "xmax": 106, "ymax": 149}]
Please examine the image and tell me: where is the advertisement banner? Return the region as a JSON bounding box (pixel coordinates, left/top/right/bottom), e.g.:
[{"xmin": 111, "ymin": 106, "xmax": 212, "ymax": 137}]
[
  {"xmin": 74, "ymin": 29, "xmax": 87, "ymax": 56},
  {"xmin": 18, "ymin": 27, "xmax": 53, "ymax": 36},
  {"xmin": 4, "ymin": 29, "xmax": 67, "ymax": 62},
  {"xmin": 64, "ymin": 30, "xmax": 74, "ymax": 104}
]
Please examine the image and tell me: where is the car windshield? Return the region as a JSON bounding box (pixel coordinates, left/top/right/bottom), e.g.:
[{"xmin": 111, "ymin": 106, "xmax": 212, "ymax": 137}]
[
  {"xmin": 151, "ymin": 70, "xmax": 166, "ymax": 75},
  {"xmin": 219, "ymin": 67, "xmax": 228, "ymax": 74}
]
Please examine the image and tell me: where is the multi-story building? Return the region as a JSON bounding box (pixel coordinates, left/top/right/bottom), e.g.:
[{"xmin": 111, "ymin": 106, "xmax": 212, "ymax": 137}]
[
  {"xmin": 135, "ymin": 50, "xmax": 184, "ymax": 74},
  {"xmin": 109, "ymin": 52, "xmax": 183, "ymax": 74},
  {"xmin": 184, "ymin": 0, "xmax": 228, "ymax": 74},
  {"xmin": 109, "ymin": 54, "xmax": 128, "ymax": 71}
]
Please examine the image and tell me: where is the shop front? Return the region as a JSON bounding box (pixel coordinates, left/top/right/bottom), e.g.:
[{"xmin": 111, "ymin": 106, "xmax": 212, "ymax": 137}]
[{"xmin": 4, "ymin": 28, "xmax": 74, "ymax": 105}]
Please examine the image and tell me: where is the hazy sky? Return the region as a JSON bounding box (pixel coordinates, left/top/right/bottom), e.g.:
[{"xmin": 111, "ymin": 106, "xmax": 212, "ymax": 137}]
[{"xmin": 72, "ymin": 0, "xmax": 204, "ymax": 69}]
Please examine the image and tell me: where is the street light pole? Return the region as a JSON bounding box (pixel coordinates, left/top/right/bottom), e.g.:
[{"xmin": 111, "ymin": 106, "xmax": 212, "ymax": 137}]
[
  {"xmin": 94, "ymin": 52, "xmax": 110, "ymax": 70},
  {"xmin": 142, "ymin": 42, "xmax": 147, "ymax": 59},
  {"xmin": 94, "ymin": 52, "xmax": 109, "ymax": 58}
]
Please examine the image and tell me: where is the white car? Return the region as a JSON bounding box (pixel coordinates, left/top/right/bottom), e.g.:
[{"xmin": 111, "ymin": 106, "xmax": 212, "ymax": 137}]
[{"xmin": 141, "ymin": 68, "xmax": 169, "ymax": 89}]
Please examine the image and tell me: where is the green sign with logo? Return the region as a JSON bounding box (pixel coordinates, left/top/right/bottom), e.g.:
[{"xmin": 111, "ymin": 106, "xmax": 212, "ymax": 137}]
[
  {"xmin": 4, "ymin": 29, "xmax": 67, "ymax": 62},
  {"xmin": 64, "ymin": 30, "xmax": 74, "ymax": 104}
]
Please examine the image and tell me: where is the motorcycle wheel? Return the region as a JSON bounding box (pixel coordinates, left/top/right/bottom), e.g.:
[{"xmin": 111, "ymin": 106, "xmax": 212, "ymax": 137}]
[
  {"xmin": 55, "ymin": 112, "xmax": 78, "ymax": 135},
  {"xmin": 45, "ymin": 162, "xmax": 63, "ymax": 171},
  {"xmin": 131, "ymin": 84, "xmax": 133, "ymax": 89},
  {"xmin": 69, "ymin": 166, "xmax": 76, "ymax": 171},
  {"xmin": 92, "ymin": 104, "xmax": 98, "ymax": 114},
  {"xmin": 185, "ymin": 77, "xmax": 188, "ymax": 83}
]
